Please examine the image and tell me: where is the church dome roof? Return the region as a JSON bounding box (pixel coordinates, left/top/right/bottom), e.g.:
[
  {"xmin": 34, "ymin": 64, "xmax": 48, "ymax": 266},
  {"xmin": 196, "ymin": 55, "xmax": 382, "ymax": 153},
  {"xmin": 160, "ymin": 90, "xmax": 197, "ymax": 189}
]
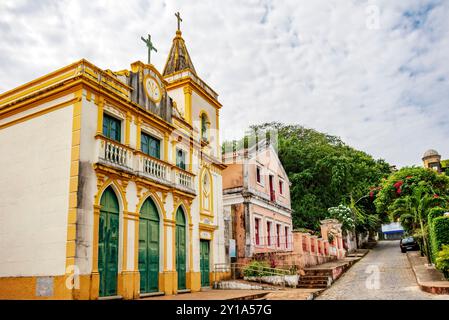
[{"xmin": 423, "ymin": 149, "xmax": 440, "ymax": 158}]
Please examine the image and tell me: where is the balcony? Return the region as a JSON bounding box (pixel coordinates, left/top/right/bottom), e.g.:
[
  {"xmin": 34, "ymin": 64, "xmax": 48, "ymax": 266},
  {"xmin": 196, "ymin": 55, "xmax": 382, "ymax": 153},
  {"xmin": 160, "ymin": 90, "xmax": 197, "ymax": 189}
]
[
  {"xmin": 173, "ymin": 167, "xmax": 195, "ymax": 194},
  {"xmin": 95, "ymin": 135, "xmax": 196, "ymax": 195},
  {"xmin": 97, "ymin": 136, "xmax": 133, "ymax": 172},
  {"xmin": 138, "ymin": 152, "xmax": 171, "ymax": 185}
]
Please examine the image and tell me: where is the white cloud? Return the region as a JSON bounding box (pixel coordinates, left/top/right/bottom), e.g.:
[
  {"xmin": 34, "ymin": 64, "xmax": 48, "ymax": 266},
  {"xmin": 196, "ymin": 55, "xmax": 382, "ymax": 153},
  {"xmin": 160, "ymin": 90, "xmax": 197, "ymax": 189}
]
[{"xmin": 1, "ymin": 0, "xmax": 448, "ymax": 167}]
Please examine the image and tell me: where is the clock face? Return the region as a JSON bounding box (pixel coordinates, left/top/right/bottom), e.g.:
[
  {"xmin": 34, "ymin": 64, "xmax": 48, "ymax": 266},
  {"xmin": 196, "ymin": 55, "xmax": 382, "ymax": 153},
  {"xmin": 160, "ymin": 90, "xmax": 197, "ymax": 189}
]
[{"xmin": 144, "ymin": 75, "xmax": 162, "ymax": 103}]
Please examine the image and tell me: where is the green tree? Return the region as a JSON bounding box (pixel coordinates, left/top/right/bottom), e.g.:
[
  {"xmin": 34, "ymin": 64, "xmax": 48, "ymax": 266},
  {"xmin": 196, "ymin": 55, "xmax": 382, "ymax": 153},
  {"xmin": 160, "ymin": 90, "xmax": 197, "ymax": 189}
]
[
  {"xmin": 374, "ymin": 166, "xmax": 449, "ymax": 221},
  {"xmin": 388, "ymin": 185, "xmax": 446, "ymax": 262}
]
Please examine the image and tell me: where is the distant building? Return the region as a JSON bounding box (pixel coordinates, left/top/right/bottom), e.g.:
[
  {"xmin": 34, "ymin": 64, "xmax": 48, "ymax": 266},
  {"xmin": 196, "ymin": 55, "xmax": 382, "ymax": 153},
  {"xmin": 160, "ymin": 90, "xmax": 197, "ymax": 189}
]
[
  {"xmin": 422, "ymin": 149, "xmax": 449, "ymax": 173},
  {"xmin": 381, "ymin": 222, "xmax": 404, "ymax": 240},
  {"xmin": 222, "ymin": 141, "xmax": 293, "ymax": 264}
]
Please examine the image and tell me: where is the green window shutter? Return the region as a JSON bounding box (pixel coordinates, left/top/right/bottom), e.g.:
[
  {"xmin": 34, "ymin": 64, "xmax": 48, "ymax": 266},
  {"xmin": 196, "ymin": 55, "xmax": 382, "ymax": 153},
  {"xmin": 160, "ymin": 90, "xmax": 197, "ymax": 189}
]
[
  {"xmin": 141, "ymin": 132, "xmax": 161, "ymax": 159},
  {"xmin": 141, "ymin": 133, "xmax": 149, "ymax": 154},
  {"xmin": 149, "ymin": 136, "xmax": 160, "ymax": 159},
  {"xmin": 103, "ymin": 113, "xmax": 121, "ymax": 142},
  {"xmin": 201, "ymin": 114, "xmax": 208, "ymax": 141},
  {"xmin": 176, "ymin": 149, "xmax": 186, "ymax": 170}
]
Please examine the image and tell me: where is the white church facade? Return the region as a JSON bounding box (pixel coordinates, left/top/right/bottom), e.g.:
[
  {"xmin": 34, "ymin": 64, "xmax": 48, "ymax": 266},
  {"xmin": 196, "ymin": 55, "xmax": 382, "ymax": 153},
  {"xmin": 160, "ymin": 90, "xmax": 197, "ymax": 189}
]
[{"xmin": 0, "ymin": 20, "xmax": 227, "ymax": 299}]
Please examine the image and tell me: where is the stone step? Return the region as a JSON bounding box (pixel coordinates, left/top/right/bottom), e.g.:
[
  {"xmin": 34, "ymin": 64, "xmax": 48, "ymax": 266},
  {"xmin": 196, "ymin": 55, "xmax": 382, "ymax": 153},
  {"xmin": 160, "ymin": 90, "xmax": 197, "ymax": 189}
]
[
  {"xmin": 298, "ymin": 280, "xmax": 328, "ymax": 285},
  {"xmin": 229, "ymin": 292, "xmax": 269, "ymax": 300},
  {"xmin": 303, "ymin": 270, "xmax": 333, "ymax": 276},
  {"xmin": 300, "ymin": 276, "xmax": 330, "ymax": 281},
  {"xmin": 297, "ymin": 283, "xmax": 329, "ymax": 289}
]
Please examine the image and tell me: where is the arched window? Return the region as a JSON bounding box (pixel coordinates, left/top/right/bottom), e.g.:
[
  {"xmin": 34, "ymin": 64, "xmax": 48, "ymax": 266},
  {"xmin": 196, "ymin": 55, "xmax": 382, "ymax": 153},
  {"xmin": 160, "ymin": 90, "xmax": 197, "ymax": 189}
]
[
  {"xmin": 201, "ymin": 113, "xmax": 209, "ymax": 142},
  {"xmin": 176, "ymin": 148, "xmax": 186, "ymax": 170},
  {"xmin": 201, "ymin": 169, "xmax": 212, "ymax": 213}
]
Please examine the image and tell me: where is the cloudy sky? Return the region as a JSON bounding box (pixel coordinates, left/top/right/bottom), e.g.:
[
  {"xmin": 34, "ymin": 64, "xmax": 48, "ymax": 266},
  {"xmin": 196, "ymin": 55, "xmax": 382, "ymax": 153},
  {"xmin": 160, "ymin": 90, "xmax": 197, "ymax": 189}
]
[{"xmin": 1, "ymin": 0, "xmax": 448, "ymax": 167}]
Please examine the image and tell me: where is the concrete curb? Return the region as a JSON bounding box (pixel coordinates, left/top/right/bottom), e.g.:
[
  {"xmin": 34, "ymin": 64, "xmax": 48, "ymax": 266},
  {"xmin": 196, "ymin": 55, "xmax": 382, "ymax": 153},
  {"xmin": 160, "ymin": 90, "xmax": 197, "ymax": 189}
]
[{"xmin": 406, "ymin": 252, "xmax": 449, "ymax": 295}]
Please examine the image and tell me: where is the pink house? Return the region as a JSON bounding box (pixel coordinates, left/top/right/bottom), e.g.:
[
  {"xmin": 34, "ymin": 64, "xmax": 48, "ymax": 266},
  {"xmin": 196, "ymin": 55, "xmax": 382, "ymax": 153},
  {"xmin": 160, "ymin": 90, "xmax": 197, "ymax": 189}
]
[{"xmin": 222, "ymin": 141, "xmax": 293, "ymax": 264}]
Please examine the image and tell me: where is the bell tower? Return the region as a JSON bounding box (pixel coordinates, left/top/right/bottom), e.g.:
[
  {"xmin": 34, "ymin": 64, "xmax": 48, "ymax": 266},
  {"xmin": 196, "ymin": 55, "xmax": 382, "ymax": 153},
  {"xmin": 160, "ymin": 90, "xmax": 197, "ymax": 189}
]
[{"xmin": 162, "ymin": 13, "xmax": 222, "ymax": 159}]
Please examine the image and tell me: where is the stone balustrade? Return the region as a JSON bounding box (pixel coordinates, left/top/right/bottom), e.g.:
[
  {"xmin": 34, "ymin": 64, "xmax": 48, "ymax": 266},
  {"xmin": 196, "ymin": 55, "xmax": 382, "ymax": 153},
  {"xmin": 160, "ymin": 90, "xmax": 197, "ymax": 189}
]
[
  {"xmin": 173, "ymin": 167, "xmax": 195, "ymax": 193},
  {"xmin": 96, "ymin": 135, "xmax": 195, "ymax": 194}
]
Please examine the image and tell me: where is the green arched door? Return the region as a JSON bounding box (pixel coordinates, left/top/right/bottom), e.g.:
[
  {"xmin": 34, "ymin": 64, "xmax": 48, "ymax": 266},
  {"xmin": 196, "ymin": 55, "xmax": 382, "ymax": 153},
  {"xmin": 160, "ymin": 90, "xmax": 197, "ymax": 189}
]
[
  {"xmin": 139, "ymin": 197, "xmax": 160, "ymax": 293},
  {"xmin": 98, "ymin": 186, "xmax": 120, "ymax": 297},
  {"xmin": 175, "ymin": 207, "xmax": 187, "ymax": 290}
]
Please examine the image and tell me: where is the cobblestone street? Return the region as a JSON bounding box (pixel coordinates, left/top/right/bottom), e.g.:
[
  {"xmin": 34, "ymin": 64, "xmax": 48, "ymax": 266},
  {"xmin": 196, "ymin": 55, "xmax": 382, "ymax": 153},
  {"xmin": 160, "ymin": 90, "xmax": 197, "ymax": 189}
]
[{"xmin": 317, "ymin": 240, "xmax": 449, "ymax": 300}]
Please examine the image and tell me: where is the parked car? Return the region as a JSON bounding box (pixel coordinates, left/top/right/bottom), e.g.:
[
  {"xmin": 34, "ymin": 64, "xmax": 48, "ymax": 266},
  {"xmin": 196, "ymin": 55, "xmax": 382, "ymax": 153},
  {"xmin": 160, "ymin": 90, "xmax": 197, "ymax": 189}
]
[{"xmin": 400, "ymin": 236, "xmax": 419, "ymax": 253}]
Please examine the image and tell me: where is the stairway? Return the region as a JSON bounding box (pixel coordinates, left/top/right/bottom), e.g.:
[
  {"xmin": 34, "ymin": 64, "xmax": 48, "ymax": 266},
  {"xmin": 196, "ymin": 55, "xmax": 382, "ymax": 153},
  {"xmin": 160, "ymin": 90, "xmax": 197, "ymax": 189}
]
[{"xmin": 297, "ymin": 269, "xmax": 332, "ymax": 289}]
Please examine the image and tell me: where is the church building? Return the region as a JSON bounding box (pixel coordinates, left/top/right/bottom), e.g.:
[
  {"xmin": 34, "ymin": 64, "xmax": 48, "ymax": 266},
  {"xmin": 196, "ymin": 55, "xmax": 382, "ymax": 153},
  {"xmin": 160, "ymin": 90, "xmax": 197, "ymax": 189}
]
[{"xmin": 0, "ymin": 16, "xmax": 226, "ymax": 299}]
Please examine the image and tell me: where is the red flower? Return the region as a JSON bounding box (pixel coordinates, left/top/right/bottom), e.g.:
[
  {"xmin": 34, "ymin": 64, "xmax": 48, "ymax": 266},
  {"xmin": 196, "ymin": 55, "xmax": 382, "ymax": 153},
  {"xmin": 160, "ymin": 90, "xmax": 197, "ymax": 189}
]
[
  {"xmin": 406, "ymin": 176, "xmax": 413, "ymax": 179},
  {"xmin": 369, "ymin": 191, "xmax": 374, "ymax": 198},
  {"xmin": 396, "ymin": 188, "xmax": 402, "ymax": 195},
  {"xmin": 393, "ymin": 181, "xmax": 403, "ymax": 188},
  {"xmin": 434, "ymin": 194, "xmax": 439, "ymax": 199}
]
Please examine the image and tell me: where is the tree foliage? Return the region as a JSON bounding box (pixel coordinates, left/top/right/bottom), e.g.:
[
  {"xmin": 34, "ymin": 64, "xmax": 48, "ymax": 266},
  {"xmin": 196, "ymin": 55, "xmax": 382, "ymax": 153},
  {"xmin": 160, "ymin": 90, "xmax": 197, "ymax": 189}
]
[
  {"xmin": 374, "ymin": 167, "xmax": 449, "ymax": 222},
  {"xmin": 374, "ymin": 167, "xmax": 449, "ymax": 261},
  {"xmin": 225, "ymin": 122, "xmax": 391, "ymax": 230}
]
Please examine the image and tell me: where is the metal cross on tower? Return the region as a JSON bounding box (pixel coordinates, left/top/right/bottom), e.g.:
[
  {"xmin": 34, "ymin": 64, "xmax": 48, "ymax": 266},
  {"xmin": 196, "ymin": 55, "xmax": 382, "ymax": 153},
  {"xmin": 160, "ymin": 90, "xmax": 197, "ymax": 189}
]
[
  {"xmin": 175, "ymin": 11, "xmax": 182, "ymax": 31},
  {"xmin": 141, "ymin": 34, "xmax": 157, "ymax": 64}
]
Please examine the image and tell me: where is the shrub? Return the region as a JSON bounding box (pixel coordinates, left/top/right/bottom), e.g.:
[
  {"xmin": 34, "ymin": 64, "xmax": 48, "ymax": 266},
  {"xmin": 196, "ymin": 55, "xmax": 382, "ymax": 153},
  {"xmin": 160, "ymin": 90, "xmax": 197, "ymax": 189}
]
[
  {"xmin": 430, "ymin": 216, "xmax": 449, "ymax": 262},
  {"xmin": 243, "ymin": 261, "xmax": 271, "ymax": 277},
  {"xmin": 428, "ymin": 207, "xmax": 448, "ymax": 262},
  {"xmin": 428, "ymin": 207, "xmax": 447, "ymax": 223},
  {"xmin": 328, "ymin": 205, "xmax": 355, "ymax": 231},
  {"xmin": 242, "ymin": 260, "xmax": 292, "ymax": 277},
  {"xmin": 435, "ymin": 245, "xmax": 449, "ymax": 279}
]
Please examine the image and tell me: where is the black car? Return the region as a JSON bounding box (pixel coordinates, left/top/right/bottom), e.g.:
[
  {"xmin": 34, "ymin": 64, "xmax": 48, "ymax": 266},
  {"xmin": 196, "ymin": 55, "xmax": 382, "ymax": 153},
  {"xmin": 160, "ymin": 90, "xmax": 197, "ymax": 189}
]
[{"xmin": 400, "ymin": 236, "xmax": 419, "ymax": 253}]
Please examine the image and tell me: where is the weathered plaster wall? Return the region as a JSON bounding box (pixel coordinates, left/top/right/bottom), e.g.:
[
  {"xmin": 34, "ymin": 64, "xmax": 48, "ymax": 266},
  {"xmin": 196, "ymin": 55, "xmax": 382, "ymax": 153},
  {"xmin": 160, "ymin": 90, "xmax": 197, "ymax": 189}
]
[{"xmin": 0, "ymin": 96, "xmax": 74, "ymax": 277}]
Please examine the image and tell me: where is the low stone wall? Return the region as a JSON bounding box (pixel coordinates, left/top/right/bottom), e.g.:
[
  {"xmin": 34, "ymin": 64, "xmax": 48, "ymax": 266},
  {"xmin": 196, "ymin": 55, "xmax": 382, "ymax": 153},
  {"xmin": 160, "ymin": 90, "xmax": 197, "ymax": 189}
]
[
  {"xmin": 244, "ymin": 275, "xmax": 299, "ymax": 287},
  {"xmin": 253, "ymin": 251, "xmax": 337, "ymax": 270},
  {"xmin": 251, "ymin": 228, "xmax": 345, "ymax": 271},
  {"xmin": 214, "ymin": 280, "xmax": 271, "ymax": 290}
]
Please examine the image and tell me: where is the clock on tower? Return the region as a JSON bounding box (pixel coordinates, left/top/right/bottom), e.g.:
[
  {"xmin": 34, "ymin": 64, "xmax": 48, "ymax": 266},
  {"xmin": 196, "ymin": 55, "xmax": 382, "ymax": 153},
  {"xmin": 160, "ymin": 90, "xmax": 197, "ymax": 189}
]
[{"xmin": 143, "ymin": 74, "xmax": 162, "ymax": 103}]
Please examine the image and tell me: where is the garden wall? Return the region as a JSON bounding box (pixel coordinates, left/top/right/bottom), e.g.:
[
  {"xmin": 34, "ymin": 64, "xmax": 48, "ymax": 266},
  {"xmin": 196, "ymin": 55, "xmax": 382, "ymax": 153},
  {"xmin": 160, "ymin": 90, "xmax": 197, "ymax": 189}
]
[{"xmin": 252, "ymin": 227, "xmax": 345, "ymax": 270}]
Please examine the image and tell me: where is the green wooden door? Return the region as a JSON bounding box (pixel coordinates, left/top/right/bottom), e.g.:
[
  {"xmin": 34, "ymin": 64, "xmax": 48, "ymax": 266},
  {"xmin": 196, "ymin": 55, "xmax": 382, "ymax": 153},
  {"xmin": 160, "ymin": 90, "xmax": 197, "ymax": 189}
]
[
  {"xmin": 138, "ymin": 198, "xmax": 160, "ymax": 293},
  {"xmin": 98, "ymin": 187, "xmax": 120, "ymax": 297},
  {"xmin": 176, "ymin": 207, "xmax": 186, "ymax": 290},
  {"xmin": 200, "ymin": 240, "xmax": 210, "ymax": 287}
]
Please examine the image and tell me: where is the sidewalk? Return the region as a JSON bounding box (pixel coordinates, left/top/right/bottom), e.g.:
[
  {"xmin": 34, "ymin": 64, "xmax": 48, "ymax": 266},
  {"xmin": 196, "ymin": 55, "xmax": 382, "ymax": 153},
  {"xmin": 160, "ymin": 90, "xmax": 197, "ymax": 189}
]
[
  {"xmin": 407, "ymin": 251, "xmax": 449, "ymax": 294},
  {"xmin": 140, "ymin": 288, "xmax": 320, "ymax": 300},
  {"xmin": 140, "ymin": 289, "xmax": 269, "ymax": 300},
  {"xmin": 142, "ymin": 251, "xmax": 369, "ymax": 301}
]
